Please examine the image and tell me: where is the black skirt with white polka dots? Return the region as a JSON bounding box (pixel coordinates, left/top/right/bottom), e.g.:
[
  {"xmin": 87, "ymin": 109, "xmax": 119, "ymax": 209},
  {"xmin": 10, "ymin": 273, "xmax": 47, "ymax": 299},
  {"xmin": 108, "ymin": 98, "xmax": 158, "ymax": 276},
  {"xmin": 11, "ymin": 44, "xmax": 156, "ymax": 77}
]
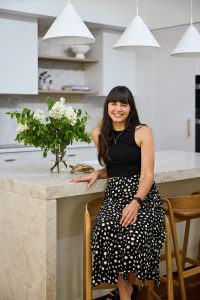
[{"xmin": 91, "ymin": 175, "xmax": 166, "ymax": 286}]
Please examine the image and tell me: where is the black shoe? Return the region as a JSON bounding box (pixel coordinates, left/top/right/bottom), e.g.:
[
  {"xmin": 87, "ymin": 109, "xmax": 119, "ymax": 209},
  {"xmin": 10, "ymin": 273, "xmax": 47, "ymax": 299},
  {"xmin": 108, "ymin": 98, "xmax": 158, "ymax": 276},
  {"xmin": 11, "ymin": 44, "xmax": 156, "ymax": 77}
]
[
  {"xmin": 94, "ymin": 288, "xmax": 120, "ymax": 300},
  {"xmin": 131, "ymin": 284, "xmax": 139, "ymax": 300}
]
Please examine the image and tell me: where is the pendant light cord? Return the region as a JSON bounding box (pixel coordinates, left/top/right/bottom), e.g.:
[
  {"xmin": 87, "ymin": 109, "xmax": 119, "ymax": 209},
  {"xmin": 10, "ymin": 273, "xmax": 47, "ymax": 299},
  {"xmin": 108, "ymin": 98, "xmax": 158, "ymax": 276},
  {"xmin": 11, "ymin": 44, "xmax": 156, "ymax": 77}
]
[
  {"xmin": 190, "ymin": 0, "xmax": 193, "ymax": 25},
  {"xmin": 136, "ymin": 0, "xmax": 139, "ymax": 16}
]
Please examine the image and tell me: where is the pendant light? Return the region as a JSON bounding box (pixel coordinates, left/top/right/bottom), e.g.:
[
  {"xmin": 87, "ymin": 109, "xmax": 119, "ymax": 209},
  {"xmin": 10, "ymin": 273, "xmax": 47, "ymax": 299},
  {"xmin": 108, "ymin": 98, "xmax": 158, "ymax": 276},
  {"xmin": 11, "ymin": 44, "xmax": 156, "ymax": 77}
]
[
  {"xmin": 42, "ymin": 0, "xmax": 95, "ymax": 44},
  {"xmin": 113, "ymin": 0, "xmax": 160, "ymax": 51},
  {"xmin": 171, "ymin": 0, "xmax": 200, "ymax": 57}
]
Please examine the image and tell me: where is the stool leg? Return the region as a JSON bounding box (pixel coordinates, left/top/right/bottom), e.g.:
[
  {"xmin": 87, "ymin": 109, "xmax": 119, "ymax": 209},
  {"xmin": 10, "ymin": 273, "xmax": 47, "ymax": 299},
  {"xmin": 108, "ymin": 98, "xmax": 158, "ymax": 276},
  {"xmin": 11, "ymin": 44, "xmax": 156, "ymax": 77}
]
[
  {"xmin": 181, "ymin": 220, "xmax": 191, "ymax": 269},
  {"xmin": 146, "ymin": 280, "xmax": 154, "ymax": 300},
  {"xmin": 165, "ymin": 216, "xmax": 174, "ymax": 300},
  {"xmin": 198, "ymin": 240, "xmax": 200, "ymax": 262},
  {"xmin": 169, "ymin": 211, "xmax": 187, "ymax": 300}
]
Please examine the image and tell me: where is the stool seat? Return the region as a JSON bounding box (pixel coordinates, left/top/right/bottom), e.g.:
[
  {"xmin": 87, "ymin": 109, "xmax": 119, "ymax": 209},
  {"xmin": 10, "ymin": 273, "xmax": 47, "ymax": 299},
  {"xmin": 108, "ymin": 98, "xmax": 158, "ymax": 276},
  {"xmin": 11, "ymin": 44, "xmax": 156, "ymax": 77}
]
[{"xmin": 173, "ymin": 208, "xmax": 200, "ymax": 218}]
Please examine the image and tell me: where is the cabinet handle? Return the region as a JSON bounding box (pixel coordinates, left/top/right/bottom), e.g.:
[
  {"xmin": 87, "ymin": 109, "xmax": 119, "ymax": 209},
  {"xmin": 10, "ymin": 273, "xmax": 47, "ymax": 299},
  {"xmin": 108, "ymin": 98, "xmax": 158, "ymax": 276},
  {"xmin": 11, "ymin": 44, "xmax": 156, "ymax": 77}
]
[{"xmin": 187, "ymin": 118, "xmax": 191, "ymax": 137}]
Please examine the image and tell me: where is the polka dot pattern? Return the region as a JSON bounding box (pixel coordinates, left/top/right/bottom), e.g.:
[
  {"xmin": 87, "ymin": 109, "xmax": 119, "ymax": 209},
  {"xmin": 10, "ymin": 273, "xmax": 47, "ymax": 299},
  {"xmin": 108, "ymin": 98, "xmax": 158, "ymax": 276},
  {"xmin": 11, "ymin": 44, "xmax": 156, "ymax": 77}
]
[{"xmin": 91, "ymin": 175, "xmax": 166, "ymax": 286}]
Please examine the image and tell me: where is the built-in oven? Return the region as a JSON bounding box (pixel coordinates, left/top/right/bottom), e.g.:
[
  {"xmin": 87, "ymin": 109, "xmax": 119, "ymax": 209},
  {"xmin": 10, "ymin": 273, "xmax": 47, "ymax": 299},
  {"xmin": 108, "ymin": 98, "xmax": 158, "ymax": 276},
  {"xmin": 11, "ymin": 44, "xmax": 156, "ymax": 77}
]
[{"xmin": 195, "ymin": 75, "xmax": 200, "ymax": 152}]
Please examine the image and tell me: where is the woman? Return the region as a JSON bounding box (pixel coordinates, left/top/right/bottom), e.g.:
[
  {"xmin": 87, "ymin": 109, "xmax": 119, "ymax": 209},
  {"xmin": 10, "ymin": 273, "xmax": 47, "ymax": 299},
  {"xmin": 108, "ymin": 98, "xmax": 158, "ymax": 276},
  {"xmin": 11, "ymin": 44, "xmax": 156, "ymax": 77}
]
[{"xmin": 71, "ymin": 86, "xmax": 165, "ymax": 300}]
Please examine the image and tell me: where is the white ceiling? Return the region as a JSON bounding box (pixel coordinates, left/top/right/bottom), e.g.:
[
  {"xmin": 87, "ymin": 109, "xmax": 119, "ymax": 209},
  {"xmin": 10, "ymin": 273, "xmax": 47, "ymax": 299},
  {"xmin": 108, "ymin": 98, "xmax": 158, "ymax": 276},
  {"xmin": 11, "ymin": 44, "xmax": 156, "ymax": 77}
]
[{"xmin": 1, "ymin": 0, "xmax": 200, "ymax": 30}]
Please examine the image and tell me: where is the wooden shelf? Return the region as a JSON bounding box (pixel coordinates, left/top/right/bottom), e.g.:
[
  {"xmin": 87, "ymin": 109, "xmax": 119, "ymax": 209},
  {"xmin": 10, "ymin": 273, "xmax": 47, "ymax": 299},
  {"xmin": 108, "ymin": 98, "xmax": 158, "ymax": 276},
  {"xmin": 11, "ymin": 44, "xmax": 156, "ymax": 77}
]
[
  {"xmin": 38, "ymin": 89, "xmax": 98, "ymax": 95},
  {"xmin": 38, "ymin": 54, "xmax": 98, "ymax": 64}
]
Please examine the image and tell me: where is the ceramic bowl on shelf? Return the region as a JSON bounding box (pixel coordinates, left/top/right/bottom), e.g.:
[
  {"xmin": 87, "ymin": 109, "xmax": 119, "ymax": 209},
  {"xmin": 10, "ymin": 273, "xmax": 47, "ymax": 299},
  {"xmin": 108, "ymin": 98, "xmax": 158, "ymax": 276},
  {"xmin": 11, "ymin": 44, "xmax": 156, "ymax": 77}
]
[{"xmin": 70, "ymin": 44, "xmax": 90, "ymax": 59}]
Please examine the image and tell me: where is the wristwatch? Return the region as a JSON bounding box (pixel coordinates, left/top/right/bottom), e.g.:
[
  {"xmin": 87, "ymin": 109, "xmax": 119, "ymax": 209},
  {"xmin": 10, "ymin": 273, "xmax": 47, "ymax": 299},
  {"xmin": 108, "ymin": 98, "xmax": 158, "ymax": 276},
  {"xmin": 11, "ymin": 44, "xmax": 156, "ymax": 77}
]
[{"xmin": 133, "ymin": 196, "xmax": 143, "ymax": 208}]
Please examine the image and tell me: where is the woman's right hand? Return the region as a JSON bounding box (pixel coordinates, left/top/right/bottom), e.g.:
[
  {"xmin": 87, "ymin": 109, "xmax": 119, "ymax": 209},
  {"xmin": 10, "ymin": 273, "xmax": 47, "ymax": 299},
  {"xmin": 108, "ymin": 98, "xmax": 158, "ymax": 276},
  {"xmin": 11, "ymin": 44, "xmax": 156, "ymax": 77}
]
[{"xmin": 70, "ymin": 170, "xmax": 98, "ymax": 188}]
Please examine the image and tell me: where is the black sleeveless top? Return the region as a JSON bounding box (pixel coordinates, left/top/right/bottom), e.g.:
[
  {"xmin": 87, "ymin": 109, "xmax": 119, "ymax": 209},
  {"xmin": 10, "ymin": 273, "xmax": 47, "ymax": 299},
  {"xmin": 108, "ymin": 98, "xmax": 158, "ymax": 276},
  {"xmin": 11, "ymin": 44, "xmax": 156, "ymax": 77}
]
[{"xmin": 106, "ymin": 129, "xmax": 141, "ymax": 178}]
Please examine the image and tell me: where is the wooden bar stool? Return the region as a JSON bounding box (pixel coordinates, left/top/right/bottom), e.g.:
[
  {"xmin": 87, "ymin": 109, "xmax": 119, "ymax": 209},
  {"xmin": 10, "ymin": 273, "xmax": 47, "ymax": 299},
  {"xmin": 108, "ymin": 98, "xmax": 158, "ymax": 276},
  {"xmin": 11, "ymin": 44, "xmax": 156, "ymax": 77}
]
[
  {"xmin": 162, "ymin": 194, "xmax": 200, "ymax": 300},
  {"xmin": 191, "ymin": 192, "xmax": 200, "ymax": 265},
  {"xmin": 83, "ymin": 197, "xmax": 173, "ymax": 300}
]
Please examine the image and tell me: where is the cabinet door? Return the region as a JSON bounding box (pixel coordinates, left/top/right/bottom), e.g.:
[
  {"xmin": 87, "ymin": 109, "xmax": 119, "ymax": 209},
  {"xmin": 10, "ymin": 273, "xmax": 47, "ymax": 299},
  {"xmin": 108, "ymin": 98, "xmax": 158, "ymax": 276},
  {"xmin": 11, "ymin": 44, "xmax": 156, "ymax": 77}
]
[
  {"xmin": 0, "ymin": 14, "xmax": 38, "ymax": 94},
  {"xmin": 86, "ymin": 29, "xmax": 136, "ymax": 96},
  {"xmin": 136, "ymin": 27, "xmax": 195, "ymax": 152}
]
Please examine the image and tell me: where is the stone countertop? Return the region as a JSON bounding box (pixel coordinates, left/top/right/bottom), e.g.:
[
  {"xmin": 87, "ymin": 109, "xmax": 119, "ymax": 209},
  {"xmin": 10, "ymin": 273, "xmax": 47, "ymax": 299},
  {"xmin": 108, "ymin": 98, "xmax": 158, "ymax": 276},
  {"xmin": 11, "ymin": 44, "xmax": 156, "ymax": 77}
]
[{"xmin": 0, "ymin": 148, "xmax": 200, "ymax": 200}]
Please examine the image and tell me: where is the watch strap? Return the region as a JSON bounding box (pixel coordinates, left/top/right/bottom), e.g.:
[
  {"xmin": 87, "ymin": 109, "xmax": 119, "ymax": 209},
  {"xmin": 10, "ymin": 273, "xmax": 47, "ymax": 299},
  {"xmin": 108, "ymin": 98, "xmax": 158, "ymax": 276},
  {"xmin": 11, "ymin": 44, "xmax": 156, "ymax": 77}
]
[{"xmin": 133, "ymin": 196, "xmax": 143, "ymax": 207}]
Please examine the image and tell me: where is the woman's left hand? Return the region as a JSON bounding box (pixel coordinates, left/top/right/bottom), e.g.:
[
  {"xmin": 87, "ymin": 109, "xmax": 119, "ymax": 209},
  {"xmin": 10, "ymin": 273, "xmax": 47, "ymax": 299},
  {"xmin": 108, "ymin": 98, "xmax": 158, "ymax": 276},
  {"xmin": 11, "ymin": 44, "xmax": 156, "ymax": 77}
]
[{"xmin": 120, "ymin": 200, "xmax": 140, "ymax": 227}]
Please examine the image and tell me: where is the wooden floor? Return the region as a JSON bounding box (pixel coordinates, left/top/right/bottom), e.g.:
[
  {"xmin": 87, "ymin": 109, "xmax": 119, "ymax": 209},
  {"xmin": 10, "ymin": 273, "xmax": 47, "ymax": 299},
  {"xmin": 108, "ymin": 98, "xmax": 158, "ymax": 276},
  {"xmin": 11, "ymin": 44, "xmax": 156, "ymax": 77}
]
[{"xmin": 137, "ymin": 273, "xmax": 200, "ymax": 300}]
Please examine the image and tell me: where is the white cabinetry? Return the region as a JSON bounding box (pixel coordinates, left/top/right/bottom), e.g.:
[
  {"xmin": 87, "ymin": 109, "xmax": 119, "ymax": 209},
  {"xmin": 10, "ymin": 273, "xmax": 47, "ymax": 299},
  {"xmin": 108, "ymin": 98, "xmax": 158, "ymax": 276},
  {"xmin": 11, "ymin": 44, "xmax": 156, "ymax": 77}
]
[
  {"xmin": 0, "ymin": 14, "xmax": 38, "ymax": 94},
  {"xmin": 136, "ymin": 26, "xmax": 199, "ymax": 151},
  {"xmin": 86, "ymin": 29, "xmax": 136, "ymax": 96}
]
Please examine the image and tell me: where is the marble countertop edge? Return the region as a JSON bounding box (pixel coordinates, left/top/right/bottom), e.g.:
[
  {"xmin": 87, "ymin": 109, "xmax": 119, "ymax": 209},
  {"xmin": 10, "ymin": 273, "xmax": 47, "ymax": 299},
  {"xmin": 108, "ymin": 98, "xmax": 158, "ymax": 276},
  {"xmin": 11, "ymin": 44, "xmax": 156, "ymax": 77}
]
[
  {"xmin": 0, "ymin": 150, "xmax": 200, "ymax": 200},
  {"xmin": 154, "ymin": 168, "xmax": 200, "ymax": 183},
  {"xmin": 0, "ymin": 178, "xmax": 47, "ymax": 200}
]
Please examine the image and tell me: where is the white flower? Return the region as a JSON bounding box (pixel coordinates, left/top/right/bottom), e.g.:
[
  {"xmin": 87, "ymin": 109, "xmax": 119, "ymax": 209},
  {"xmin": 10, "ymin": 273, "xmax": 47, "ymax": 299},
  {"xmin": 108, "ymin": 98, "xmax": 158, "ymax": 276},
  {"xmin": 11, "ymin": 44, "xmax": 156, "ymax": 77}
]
[
  {"xmin": 33, "ymin": 108, "xmax": 45, "ymax": 123},
  {"xmin": 48, "ymin": 100, "xmax": 66, "ymax": 119},
  {"xmin": 65, "ymin": 106, "xmax": 77, "ymax": 125},
  {"xmin": 59, "ymin": 97, "xmax": 65, "ymax": 104},
  {"xmin": 17, "ymin": 123, "xmax": 29, "ymax": 133}
]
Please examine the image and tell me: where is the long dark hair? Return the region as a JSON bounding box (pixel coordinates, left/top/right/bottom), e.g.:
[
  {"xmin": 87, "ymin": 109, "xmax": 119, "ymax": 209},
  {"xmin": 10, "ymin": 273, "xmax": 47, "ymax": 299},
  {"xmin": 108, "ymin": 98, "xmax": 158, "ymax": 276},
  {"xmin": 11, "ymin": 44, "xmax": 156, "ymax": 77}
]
[{"xmin": 98, "ymin": 86, "xmax": 141, "ymax": 165}]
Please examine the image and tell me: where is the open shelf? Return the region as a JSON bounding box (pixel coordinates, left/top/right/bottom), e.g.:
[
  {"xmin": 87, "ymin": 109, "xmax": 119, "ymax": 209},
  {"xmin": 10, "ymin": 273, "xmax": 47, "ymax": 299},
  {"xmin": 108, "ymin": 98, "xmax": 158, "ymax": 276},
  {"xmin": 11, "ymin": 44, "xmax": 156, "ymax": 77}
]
[
  {"xmin": 38, "ymin": 54, "xmax": 99, "ymax": 64},
  {"xmin": 38, "ymin": 89, "xmax": 98, "ymax": 95}
]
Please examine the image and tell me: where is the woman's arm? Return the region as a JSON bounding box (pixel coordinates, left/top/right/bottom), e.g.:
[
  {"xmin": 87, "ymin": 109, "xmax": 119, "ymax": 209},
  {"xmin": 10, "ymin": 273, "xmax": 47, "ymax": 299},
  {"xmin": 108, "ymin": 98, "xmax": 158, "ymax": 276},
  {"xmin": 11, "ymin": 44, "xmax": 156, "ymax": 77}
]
[
  {"xmin": 120, "ymin": 126, "xmax": 154, "ymax": 227},
  {"xmin": 134, "ymin": 125, "xmax": 154, "ymax": 200},
  {"xmin": 70, "ymin": 126, "xmax": 108, "ymax": 186}
]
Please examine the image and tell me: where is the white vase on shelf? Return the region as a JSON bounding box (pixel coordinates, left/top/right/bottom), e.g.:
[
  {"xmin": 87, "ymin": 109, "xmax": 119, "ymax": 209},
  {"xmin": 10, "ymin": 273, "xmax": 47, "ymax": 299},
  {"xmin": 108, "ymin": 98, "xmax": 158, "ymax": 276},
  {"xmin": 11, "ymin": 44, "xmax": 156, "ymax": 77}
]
[{"xmin": 70, "ymin": 44, "xmax": 90, "ymax": 59}]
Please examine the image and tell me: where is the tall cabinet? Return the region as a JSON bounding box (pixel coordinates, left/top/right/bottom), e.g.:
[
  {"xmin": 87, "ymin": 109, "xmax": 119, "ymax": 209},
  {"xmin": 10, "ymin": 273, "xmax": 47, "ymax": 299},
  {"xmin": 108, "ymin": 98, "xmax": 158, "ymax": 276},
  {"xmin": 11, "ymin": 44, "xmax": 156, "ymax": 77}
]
[
  {"xmin": 136, "ymin": 26, "xmax": 200, "ymax": 151},
  {"xmin": 0, "ymin": 14, "xmax": 38, "ymax": 94}
]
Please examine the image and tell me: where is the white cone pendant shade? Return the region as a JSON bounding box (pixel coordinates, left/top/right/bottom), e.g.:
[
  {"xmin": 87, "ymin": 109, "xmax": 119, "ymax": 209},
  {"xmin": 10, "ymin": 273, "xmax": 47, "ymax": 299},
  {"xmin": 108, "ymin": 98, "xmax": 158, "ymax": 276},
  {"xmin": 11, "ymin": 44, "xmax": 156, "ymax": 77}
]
[
  {"xmin": 171, "ymin": 24, "xmax": 200, "ymax": 57},
  {"xmin": 43, "ymin": 3, "xmax": 95, "ymax": 44},
  {"xmin": 113, "ymin": 15, "xmax": 160, "ymax": 51}
]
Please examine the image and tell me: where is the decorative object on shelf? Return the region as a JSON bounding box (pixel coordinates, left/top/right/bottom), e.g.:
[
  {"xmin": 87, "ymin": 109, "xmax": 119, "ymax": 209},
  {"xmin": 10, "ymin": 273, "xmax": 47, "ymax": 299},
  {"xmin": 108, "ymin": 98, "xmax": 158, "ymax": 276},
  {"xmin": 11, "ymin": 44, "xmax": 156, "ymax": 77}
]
[
  {"xmin": 113, "ymin": 0, "xmax": 160, "ymax": 51},
  {"xmin": 48, "ymin": 79, "xmax": 54, "ymax": 90},
  {"xmin": 39, "ymin": 71, "xmax": 52, "ymax": 90},
  {"xmin": 7, "ymin": 97, "xmax": 91, "ymax": 173},
  {"xmin": 42, "ymin": 1, "xmax": 95, "ymax": 45},
  {"xmin": 69, "ymin": 163, "xmax": 95, "ymax": 174},
  {"xmin": 70, "ymin": 44, "xmax": 90, "ymax": 59},
  {"xmin": 171, "ymin": 0, "xmax": 200, "ymax": 57},
  {"xmin": 62, "ymin": 84, "xmax": 90, "ymax": 92}
]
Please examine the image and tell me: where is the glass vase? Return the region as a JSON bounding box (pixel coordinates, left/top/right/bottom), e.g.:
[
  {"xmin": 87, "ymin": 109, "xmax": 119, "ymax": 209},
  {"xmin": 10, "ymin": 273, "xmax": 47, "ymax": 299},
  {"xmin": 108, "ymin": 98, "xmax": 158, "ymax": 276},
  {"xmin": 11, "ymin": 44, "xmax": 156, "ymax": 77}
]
[{"xmin": 50, "ymin": 145, "xmax": 68, "ymax": 173}]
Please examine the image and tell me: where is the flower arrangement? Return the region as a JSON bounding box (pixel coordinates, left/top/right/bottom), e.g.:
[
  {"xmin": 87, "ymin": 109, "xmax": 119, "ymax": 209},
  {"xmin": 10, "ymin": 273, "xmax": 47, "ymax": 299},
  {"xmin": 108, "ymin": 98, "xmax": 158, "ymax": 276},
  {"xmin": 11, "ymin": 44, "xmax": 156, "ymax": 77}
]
[{"xmin": 7, "ymin": 97, "xmax": 91, "ymax": 172}]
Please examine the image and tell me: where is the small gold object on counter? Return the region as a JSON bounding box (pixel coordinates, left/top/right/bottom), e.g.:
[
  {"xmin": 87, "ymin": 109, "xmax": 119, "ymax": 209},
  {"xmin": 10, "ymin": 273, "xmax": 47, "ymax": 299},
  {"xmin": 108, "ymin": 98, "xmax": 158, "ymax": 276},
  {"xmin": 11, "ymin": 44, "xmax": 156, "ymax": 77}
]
[{"xmin": 69, "ymin": 163, "xmax": 95, "ymax": 174}]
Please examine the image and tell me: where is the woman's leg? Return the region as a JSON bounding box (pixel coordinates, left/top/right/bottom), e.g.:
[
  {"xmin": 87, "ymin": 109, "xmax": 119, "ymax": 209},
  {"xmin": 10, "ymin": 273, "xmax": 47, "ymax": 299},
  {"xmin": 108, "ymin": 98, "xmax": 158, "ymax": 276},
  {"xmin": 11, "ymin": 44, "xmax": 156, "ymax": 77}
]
[
  {"xmin": 117, "ymin": 273, "xmax": 134, "ymax": 300},
  {"xmin": 127, "ymin": 272, "xmax": 136, "ymax": 285}
]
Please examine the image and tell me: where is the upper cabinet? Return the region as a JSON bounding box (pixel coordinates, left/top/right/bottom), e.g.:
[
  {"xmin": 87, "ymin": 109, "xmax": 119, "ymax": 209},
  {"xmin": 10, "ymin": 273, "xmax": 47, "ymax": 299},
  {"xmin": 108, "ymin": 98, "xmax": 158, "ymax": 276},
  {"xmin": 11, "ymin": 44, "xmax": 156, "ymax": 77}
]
[
  {"xmin": 85, "ymin": 29, "xmax": 136, "ymax": 96},
  {"xmin": 0, "ymin": 14, "xmax": 38, "ymax": 94}
]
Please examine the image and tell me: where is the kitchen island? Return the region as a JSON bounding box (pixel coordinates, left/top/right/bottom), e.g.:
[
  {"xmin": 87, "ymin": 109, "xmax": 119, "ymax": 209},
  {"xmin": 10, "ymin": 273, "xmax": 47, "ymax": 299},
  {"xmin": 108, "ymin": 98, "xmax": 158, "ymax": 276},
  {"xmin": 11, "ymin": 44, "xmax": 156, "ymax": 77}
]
[{"xmin": 0, "ymin": 149, "xmax": 200, "ymax": 300}]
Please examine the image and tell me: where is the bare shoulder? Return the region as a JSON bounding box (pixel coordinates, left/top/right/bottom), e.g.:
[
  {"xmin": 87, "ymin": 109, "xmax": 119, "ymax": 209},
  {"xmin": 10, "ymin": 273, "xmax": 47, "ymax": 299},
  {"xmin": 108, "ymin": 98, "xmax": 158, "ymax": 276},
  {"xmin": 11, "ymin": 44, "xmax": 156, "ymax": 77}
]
[
  {"xmin": 136, "ymin": 125, "xmax": 152, "ymax": 133},
  {"xmin": 92, "ymin": 126, "xmax": 101, "ymax": 138},
  {"xmin": 135, "ymin": 125, "xmax": 153, "ymax": 146},
  {"xmin": 92, "ymin": 126, "xmax": 101, "ymax": 146}
]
